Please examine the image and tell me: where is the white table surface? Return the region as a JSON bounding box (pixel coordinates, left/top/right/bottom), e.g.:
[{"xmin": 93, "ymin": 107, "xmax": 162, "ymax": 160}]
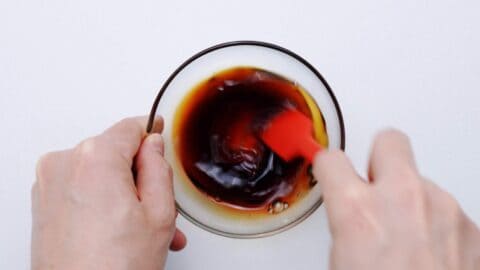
[{"xmin": 1, "ymin": 0, "xmax": 479, "ymax": 269}]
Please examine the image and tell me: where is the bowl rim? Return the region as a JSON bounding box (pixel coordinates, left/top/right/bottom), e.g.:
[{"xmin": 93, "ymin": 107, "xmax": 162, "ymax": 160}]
[{"xmin": 147, "ymin": 40, "xmax": 346, "ymax": 238}]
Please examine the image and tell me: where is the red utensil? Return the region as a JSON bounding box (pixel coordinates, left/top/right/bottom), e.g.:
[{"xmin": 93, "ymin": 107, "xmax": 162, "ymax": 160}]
[{"xmin": 260, "ymin": 109, "xmax": 322, "ymax": 163}]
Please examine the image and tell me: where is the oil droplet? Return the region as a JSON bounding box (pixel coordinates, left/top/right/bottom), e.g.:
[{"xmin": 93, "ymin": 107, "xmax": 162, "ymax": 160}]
[{"xmin": 268, "ymin": 200, "xmax": 288, "ymax": 214}]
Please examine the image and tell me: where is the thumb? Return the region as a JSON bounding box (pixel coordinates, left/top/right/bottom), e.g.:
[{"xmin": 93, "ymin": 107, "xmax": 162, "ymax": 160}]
[
  {"xmin": 135, "ymin": 133, "xmax": 176, "ymax": 223},
  {"xmin": 312, "ymin": 150, "xmax": 366, "ymax": 233}
]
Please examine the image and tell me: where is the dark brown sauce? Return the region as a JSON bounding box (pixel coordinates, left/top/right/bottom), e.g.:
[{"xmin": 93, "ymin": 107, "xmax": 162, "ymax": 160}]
[{"xmin": 174, "ymin": 67, "xmax": 324, "ymax": 212}]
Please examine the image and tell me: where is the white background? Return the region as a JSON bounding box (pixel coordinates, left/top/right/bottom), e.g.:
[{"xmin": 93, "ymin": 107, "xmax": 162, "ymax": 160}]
[{"xmin": 1, "ymin": 0, "xmax": 479, "ymax": 269}]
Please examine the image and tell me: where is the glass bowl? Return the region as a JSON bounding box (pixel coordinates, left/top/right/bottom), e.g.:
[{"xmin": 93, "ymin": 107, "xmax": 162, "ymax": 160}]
[{"xmin": 147, "ymin": 41, "xmax": 345, "ymax": 238}]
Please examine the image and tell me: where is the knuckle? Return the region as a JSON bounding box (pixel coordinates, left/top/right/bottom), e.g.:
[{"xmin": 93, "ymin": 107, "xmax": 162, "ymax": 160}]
[
  {"xmin": 154, "ymin": 206, "xmax": 176, "ymax": 230},
  {"xmin": 114, "ymin": 202, "xmax": 144, "ymax": 222},
  {"xmin": 36, "ymin": 152, "xmax": 59, "ymax": 179},
  {"xmin": 36, "ymin": 152, "xmax": 54, "ymax": 176},
  {"xmin": 75, "ymin": 137, "xmax": 97, "ymax": 157},
  {"xmin": 340, "ymin": 185, "xmax": 365, "ymax": 205},
  {"xmin": 73, "ymin": 137, "xmax": 105, "ymax": 165}
]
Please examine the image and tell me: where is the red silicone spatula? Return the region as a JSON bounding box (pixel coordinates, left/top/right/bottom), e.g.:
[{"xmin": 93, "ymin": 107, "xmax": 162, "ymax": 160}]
[{"xmin": 260, "ymin": 109, "xmax": 322, "ymax": 163}]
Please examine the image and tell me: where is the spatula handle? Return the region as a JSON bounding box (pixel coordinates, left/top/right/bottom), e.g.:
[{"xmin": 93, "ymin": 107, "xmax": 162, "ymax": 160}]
[{"xmin": 299, "ymin": 136, "xmax": 322, "ymax": 163}]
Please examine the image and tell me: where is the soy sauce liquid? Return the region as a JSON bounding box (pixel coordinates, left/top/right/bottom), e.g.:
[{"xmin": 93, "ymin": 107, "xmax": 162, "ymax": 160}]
[{"xmin": 173, "ymin": 67, "xmax": 326, "ymax": 212}]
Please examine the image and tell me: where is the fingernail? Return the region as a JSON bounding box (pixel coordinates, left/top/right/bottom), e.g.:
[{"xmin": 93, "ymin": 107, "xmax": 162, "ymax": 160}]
[
  {"xmin": 147, "ymin": 133, "xmax": 164, "ymax": 155},
  {"xmin": 150, "ymin": 116, "xmax": 164, "ymax": 134}
]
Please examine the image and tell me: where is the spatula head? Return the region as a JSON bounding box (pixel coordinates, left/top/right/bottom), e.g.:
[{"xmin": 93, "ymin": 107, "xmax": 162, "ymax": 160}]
[{"xmin": 260, "ymin": 109, "xmax": 314, "ymax": 161}]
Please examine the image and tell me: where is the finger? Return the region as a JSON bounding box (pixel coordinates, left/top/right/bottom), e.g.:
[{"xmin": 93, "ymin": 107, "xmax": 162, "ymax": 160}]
[
  {"xmin": 36, "ymin": 149, "xmax": 73, "ymax": 183},
  {"xmin": 135, "ymin": 134, "xmax": 175, "ymax": 220},
  {"xmin": 169, "ymin": 228, "xmax": 187, "ymax": 251},
  {"xmin": 100, "ymin": 116, "xmax": 164, "ymax": 164},
  {"xmin": 312, "ymin": 150, "xmax": 365, "ymax": 204},
  {"xmin": 368, "ymin": 129, "xmax": 418, "ymax": 183}
]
